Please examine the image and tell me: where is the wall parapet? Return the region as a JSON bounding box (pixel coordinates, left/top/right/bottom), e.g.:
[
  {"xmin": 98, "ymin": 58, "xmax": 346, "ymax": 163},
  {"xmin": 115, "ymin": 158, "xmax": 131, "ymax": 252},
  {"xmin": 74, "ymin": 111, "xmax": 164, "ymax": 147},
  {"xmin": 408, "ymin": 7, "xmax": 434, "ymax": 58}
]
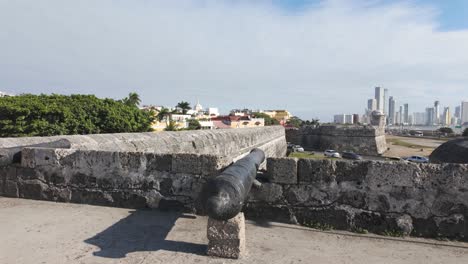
[{"xmin": 245, "ymin": 157, "xmax": 468, "ymax": 240}]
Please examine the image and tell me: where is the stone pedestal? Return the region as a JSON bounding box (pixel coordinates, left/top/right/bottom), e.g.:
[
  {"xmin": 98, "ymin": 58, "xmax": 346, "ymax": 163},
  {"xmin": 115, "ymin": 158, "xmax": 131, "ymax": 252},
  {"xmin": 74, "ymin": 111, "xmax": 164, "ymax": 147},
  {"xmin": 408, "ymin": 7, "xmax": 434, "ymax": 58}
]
[{"xmin": 207, "ymin": 213, "xmax": 246, "ymax": 259}]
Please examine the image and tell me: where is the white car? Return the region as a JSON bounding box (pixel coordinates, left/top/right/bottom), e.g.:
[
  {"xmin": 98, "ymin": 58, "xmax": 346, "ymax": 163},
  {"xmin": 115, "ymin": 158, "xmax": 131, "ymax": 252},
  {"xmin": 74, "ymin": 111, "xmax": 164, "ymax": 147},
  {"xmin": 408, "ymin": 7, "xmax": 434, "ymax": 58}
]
[
  {"xmin": 324, "ymin": 150, "xmax": 341, "ymax": 158},
  {"xmin": 292, "ymin": 145, "xmax": 304, "ymax": 152}
]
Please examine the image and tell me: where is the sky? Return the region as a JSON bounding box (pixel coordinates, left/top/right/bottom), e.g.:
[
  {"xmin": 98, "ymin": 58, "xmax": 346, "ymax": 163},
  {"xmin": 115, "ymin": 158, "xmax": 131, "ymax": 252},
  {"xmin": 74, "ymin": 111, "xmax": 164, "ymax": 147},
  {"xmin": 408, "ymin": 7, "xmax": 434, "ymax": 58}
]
[{"xmin": 1, "ymin": 0, "xmax": 468, "ymax": 121}]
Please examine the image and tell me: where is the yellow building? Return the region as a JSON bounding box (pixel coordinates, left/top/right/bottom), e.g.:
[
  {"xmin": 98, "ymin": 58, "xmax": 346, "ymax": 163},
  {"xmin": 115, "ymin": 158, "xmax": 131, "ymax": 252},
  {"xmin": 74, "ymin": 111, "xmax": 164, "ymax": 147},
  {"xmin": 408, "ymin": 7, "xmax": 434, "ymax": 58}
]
[{"xmin": 263, "ymin": 110, "xmax": 292, "ymax": 123}]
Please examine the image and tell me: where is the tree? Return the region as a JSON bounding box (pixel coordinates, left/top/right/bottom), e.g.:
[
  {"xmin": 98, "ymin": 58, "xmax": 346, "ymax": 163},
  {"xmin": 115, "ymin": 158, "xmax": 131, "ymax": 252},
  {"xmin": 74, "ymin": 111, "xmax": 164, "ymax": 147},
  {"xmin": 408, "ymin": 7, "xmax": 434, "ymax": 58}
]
[
  {"xmin": 156, "ymin": 107, "xmax": 171, "ymax": 122},
  {"xmin": 0, "ymin": 94, "xmax": 154, "ymax": 137},
  {"xmin": 176, "ymin": 101, "xmax": 191, "ymax": 114},
  {"xmin": 286, "ymin": 116, "xmax": 303, "ymax": 128},
  {"xmin": 187, "ymin": 119, "xmax": 201, "ymax": 130},
  {"xmin": 164, "ymin": 120, "xmax": 178, "ymax": 131},
  {"xmin": 122, "ymin": 92, "xmax": 141, "ymax": 107},
  {"xmin": 251, "ymin": 112, "xmax": 280, "ymax": 126},
  {"xmin": 438, "ymin": 127, "xmax": 454, "ymax": 134},
  {"xmin": 463, "ymin": 128, "xmax": 468, "ymax": 137}
]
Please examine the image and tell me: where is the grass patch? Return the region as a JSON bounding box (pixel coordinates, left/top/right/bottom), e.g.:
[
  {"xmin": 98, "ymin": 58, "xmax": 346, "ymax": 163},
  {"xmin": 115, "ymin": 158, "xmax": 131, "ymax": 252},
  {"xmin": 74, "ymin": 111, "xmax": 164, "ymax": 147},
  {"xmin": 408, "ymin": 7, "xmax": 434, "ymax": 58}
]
[
  {"xmin": 289, "ymin": 152, "xmax": 325, "ymax": 159},
  {"xmin": 386, "ymin": 138, "xmax": 432, "ymax": 149},
  {"xmin": 381, "ymin": 230, "xmax": 405, "ymax": 237}
]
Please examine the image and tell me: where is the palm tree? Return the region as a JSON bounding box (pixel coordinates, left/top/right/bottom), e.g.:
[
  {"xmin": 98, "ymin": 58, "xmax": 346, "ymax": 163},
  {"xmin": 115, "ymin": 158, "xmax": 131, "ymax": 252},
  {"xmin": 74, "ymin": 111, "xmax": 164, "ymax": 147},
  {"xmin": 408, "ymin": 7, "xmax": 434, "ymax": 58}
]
[
  {"xmin": 156, "ymin": 107, "xmax": 171, "ymax": 122},
  {"xmin": 176, "ymin": 101, "xmax": 191, "ymax": 114},
  {"xmin": 123, "ymin": 92, "xmax": 141, "ymax": 107}
]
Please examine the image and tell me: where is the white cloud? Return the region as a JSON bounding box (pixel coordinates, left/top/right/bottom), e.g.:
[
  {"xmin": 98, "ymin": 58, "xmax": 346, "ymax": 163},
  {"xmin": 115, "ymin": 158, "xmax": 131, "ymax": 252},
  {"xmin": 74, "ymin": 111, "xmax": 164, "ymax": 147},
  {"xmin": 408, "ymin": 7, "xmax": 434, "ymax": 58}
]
[{"xmin": 0, "ymin": 0, "xmax": 467, "ymax": 120}]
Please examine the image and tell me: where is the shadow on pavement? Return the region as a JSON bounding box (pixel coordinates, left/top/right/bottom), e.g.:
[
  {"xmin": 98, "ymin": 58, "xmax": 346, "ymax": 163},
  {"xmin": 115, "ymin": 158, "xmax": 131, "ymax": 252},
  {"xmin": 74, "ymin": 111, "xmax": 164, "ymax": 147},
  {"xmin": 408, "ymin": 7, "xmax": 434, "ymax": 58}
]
[{"xmin": 84, "ymin": 210, "xmax": 207, "ymax": 258}]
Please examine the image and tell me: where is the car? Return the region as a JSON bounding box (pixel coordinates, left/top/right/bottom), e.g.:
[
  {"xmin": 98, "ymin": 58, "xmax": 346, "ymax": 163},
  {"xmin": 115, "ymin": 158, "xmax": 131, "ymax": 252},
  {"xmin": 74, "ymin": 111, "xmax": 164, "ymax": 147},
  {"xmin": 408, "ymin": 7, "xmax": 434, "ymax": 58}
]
[
  {"xmin": 324, "ymin": 150, "xmax": 341, "ymax": 158},
  {"xmin": 403, "ymin": 156, "xmax": 429, "ymax": 163},
  {"xmin": 386, "ymin": 156, "xmax": 402, "ymax": 161},
  {"xmin": 292, "ymin": 145, "xmax": 304, "ymax": 152},
  {"xmin": 341, "ymin": 151, "xmax": 362, "ymax": 160}
]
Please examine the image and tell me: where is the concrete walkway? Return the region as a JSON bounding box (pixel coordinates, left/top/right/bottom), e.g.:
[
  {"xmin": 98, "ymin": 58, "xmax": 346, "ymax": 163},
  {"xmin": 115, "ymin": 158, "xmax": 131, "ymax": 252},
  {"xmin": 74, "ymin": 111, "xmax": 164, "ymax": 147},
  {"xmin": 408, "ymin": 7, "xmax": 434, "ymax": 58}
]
[{"xmin": 1, "ymin": 198, "xmax": 467, "ymax": 264}]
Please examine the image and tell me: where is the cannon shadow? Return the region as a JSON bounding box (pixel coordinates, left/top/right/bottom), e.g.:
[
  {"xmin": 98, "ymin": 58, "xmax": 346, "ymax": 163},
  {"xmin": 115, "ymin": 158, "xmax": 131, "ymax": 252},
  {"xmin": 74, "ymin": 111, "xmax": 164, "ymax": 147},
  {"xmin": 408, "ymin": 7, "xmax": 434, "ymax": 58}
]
[{"xmin": 84, "ymin": 210, "xmax": 207, "ymax": 258}]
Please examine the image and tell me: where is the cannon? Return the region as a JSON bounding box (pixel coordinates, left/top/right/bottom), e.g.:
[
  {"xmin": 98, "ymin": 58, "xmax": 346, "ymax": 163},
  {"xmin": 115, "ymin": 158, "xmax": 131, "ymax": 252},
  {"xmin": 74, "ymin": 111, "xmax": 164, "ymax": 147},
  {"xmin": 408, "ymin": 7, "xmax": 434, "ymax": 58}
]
[{"xmin": 199, "ymin": 148, "xmax": 265, "ymax": 220}]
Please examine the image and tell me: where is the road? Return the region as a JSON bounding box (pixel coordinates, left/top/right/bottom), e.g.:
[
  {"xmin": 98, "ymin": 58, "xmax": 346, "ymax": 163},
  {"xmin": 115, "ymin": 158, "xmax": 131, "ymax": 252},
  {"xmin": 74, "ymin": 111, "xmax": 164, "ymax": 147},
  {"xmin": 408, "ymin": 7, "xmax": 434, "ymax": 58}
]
[{"xmin": 1, "ymin": 198, "xmax": 467, "ymax": 264}]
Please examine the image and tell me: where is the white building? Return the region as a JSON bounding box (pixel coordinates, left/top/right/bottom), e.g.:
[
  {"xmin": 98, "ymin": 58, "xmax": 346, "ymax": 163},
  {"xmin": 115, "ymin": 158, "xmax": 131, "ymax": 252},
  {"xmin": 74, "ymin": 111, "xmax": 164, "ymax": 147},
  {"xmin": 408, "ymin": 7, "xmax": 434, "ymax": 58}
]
[
  {"xmin": 461, "ymin": 101, "xmax": 468, "ymax": 125},
  {"xmin": 334, "ymin": 114, "xmax": 345, "ymax": 124},
  {"xmin": 375, "ymin": 87, "xmax": 384, "ymax": 112},
  {"xmin": 383, "ymin": 88, "xmax": 389, "ymax": 115},
  {"xmin": 367, "ymin": 98, "xmax": 377, "ymax": 111}
]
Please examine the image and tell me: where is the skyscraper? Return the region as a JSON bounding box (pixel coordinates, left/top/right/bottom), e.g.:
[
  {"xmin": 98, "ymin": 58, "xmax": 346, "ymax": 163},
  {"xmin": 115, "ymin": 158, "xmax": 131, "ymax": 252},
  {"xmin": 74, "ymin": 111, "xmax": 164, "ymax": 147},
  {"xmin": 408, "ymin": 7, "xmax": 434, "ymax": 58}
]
[
  {"xmin": 375, "ymin": 87, "xmax": 384, "ymax": 112},
  {"xmin": 399, "ymin": 106, "xmax": 403, "ymax": 125},
  {"xmin": 434, "ymin": 101, "xmax": 440, "ymax": 125},
  {"xmin": 461, "ymin": 101, "xmax": 468, "ymax": 125},
  {"xmin": 443, "ymin": 107, "xmax": 451, "ymax": 126},
  {"xmin": 367, "ymin": 98, "xmax": 377, "ymax": 111},
  {"xmin": 455, "ymin": 105, "xmax": 461, "ymax": 118},
  {"xmin": 383, "ymin": 88, "xmax": 389, "ymax": 115},
  {"xmin": 426, "ymin": 107, "xmax": 435, "ymax": 126},
  {"xmin": 388, "ymin": 96, "xmax": 396, "ymax": 125},
  {"xmin": 404, "ymin": 104, "xmax": 409, "ymax": 124}
]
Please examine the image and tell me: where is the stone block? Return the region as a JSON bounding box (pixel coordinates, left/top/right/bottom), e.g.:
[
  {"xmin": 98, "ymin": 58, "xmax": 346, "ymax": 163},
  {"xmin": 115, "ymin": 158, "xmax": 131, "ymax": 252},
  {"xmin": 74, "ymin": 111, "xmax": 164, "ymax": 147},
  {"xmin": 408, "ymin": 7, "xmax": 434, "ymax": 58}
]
[
  {"xmin": 18, "ymin": 179, "xmax": 49, "ymax": 199},
  {"xmin": 21, "ymin": 148, "xmax": 75, "ymax": 168},
  {"xmin": 146, "ymin": 153, "xmax": 172, "ymax": 172},
  {"xmin": 171, "ymin": 154, "xmax": 201, "ymax": 175},
  {"xmin": 4, "ymin": 180, "xmax": 19, "ymax": 197},
  {"xmin": 267, "ymin": 158, "xmax": 297, "ymax": 184},
  {"xmin": 201, "ymin": 155, "xmax": 230, "ymax": 176},
  {"xmin": 248, "ymin": 183, "xmax": 283, "ymax": 203},
  {"xmin": 297, "ymin": 159, "xmax": 336, "ymax": 183},
  {"xmin": 207, "ymin": 213, "xmax": 245, "ymax": 259}
]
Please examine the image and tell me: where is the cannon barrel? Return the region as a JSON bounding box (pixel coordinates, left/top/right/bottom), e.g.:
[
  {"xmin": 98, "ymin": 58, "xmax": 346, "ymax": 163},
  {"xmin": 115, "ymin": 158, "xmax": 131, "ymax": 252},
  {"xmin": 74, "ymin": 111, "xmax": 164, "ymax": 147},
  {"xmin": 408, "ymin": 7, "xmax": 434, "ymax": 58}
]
[{"xmin": 199, "ymin": 148, "xmax": 265, "ymax": 220}]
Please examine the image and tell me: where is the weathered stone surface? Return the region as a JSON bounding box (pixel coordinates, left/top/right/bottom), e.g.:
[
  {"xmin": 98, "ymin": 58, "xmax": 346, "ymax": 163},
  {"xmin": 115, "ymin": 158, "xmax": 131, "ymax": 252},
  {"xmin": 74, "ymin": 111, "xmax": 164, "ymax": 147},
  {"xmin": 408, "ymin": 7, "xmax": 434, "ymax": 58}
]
[
  {"xmin": 286, "ymin": 124, "xmax": 387, "ymax": 155},
  {"xmin": 207, "ymin": 213, "xmax": 245, "ymax": 259},
  {"xmin": 19, "ymin": 179, "xmax": 49, "ymax": 200},
  {"xmin": 267, "ymin": 157, "xmax": 297, "ymax": 184},
  {"xmin": 171, "ymin": 154, "xmax": 201, "ymax": 175},
  {"xmin": 146, "ymin": 153, "xmax": 172, "ymax": 172},
  {"xmin": 297, "ymin": 159, "xmax": 336, "ymax": 183},
  {"xmin": 248, "ymin": 183, "xmax": 283, "ymax": 203},
  {"xmin": 4, "ymin": 180, "xmax": 19, "ymax": 197},
  {"xmin": 430, "ymin": 138, "xmax": 468, "ymax": 164}
]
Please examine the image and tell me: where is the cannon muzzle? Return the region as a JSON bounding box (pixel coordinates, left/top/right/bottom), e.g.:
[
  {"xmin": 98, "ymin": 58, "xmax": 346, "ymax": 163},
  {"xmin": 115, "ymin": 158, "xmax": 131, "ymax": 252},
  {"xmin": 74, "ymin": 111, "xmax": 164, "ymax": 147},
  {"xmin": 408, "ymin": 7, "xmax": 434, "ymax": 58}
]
[{"xmin": 199, "ymin": 148, "xmax": 265, "ymax": 220}]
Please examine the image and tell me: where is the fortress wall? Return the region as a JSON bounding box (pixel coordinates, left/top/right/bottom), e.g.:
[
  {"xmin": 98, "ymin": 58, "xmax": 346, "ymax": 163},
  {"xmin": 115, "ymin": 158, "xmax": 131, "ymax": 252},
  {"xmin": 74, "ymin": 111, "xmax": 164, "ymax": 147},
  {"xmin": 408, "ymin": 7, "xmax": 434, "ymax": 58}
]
[
  {"xmin": 0, "ymin": 126, "xmax": 287, "ymax": 166},
  {"xmin": 0, "ymin": 127, "xmax": 286, "ymax": 211},
  {"xmin": 246, "ymin": 158, "xmax": 468, "ymax": 240},
  {"xmin": 286, "ymin": 125, "xmax": 387, "ymax": 155}
]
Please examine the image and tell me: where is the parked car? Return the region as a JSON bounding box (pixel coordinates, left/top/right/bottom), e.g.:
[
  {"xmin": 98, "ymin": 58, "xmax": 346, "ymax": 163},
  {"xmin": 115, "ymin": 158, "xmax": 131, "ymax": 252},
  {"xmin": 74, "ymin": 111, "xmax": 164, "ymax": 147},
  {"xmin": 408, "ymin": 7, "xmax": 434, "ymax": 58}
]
[
  {"xmin": 403, "ymin": 156, "xmax": 429, "ymax": 163},
  {"xmin": 341, "ymin": 152, "xmax": 362, "ymax": 160},
  {"xmin": 386, "ymin": 156, "xmax": 402, "ymax": 161},
  {"xmin": 292, "ymin": 145, "xmax": 304, "ymax": 152},
  {"xmin": 324, "ymin": 150, "xmax": 341, "ymax": 158}
]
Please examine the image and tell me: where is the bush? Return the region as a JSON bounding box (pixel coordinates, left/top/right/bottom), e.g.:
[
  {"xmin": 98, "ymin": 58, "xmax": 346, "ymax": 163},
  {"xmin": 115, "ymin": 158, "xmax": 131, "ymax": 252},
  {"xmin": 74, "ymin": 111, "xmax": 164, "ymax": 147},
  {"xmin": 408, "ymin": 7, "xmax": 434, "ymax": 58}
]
[{"xmin": 0, "ymin": 94, "xmax": 154, "ymax": 137}]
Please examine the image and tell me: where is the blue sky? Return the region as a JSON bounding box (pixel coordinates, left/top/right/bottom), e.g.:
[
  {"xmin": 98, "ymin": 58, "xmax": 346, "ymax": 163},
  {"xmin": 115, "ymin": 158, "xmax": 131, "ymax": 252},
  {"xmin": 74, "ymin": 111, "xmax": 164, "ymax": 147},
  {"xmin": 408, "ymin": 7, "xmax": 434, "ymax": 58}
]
[{"xmin": 1, "ymin": 0, "xmax": 468, "ymax": 121}]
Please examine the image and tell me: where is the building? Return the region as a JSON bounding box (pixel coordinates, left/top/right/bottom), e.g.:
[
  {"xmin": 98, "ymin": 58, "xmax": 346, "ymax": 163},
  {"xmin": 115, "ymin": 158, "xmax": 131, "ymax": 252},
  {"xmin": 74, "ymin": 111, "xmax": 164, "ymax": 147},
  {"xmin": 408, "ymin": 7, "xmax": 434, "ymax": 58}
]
[
  {"xmin": 352, "ymin": 114, "xmax": 360, "ymax": 124},
  {"xmin": 262, "ymin": 110, "xmax": 292, "ymax": 124},
  {"xmin": 434, "ymin": 101, "xmax": 440, "ymax": 125},
  {"xmin": 413, "ymin": 112, "xmax": 426, "ymax": 126},
  {"xmin": 374, "ymin": 87, "xmax": 384, "ymax": 111},
  {"xmin": 211, "ymin": 115, "xmax": 265, "ymax": 129},
  {"xmin": 455, "ymin": 105, "xmax": 461, "ymax": 118},
  {"xmin": 395, "ymin": 111, "xmax": 401, "ymax": 125},
  {"xmin": 442, "ymin": 107, "xmax": 451, "ymax": 126},
  {"xmin": 461, "ymin": 101, "xmax": 468, "ymax": 125},
  {"xmin": 367, "ymin": 98, "xmax": 377, "ymax": 111},
  {"xmin": 383, "ymin": 88, "xmax": 389, "ymax": 115},
  {"xmin": 334, "ymin": 114, "xmax": 345, "ymax": 124},
  {"xmin": 207, "ymin": 108, "xmax": 219, "ymax": 117},
  {"xmin": 345, "ymin": 114, "xmax": 354, "ymax": 124},
  {"xmin": 388, "ymin": 96, "xmax": 396, "ymax": 125},
  {"xmin": 399, "ymin": 106, "xmax": 403, "ymax": 125},
  {"xmin": 0, "ymin": 91, "xmax": 14, "ymax": 97},
  {"xmin": 426, "ymin": 107, "xmax": 435, "ymax": 126},
  {"xmin": 403, "ymin": 104, "xmax": 409, "ymax": 124}
]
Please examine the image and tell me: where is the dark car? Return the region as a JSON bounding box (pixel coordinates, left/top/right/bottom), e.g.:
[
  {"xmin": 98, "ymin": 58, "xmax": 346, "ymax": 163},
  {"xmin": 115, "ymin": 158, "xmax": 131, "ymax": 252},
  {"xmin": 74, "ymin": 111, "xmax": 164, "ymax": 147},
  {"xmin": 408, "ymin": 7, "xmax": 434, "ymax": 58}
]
[{"xmin": 341, "ymin": 152, "xmax": 362, "ymax": 160}]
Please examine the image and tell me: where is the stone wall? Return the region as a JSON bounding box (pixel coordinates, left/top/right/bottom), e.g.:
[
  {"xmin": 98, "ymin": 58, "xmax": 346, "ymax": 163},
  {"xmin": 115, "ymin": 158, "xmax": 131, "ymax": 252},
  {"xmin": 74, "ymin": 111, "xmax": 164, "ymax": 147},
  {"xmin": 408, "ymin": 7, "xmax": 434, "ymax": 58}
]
[
  {"xmin": 0, "ymin": 126, "xmax": 286, "ymax": 166},
  {"xmin": 0, "ymin": 127, "xmax": 287, "ymax": 211},
  {"xmin": 246, "ymin": 158, "xmax": 468, "ymax": 240},
  {"xmin": 286, "ymin": 125, "xmax": 387, "ymax": 155}
]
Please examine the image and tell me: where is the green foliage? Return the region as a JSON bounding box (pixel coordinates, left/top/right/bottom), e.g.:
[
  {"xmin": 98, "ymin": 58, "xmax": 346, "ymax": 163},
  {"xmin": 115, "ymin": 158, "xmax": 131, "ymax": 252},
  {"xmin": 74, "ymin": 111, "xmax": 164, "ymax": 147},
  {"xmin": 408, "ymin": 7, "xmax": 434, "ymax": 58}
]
[
  {"xmin": 438, "ymin": 127, "xmax": 454, "ymax": 134},
  {"xmin": 463, "ymin": 128, "xmax": 468, "ymax": 137},
  {"xmin": 156, "ymin": 107, "xmax": 171, "ymax": 122},
  {"xmin": 121, "ymin": 92, "xmax": 141, "ymax": 107},
  {"xmin": 252, "ymin": 112, "xmax": 280, "ymax": 126},
  {"xmin": 176, "ymin": 101, "xmax": 191, "ymax": 114},
  {"xmin": 187, "ymin": 119, "xmax": 201, "ymax": 130},
  {"xmin": 164, "ymin": 120, "xmax": 178, "ymax": 131},
  {"xmin": 0, "ymin": 94, "xmax": 154, "ymax": 137},
  {"xmin": 302, "ymin": 220, "xmax": 334, "ymax": 231},
  {"xmin": 286, "ymin": 116, "xmax": 302, "ymax": 128}
]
